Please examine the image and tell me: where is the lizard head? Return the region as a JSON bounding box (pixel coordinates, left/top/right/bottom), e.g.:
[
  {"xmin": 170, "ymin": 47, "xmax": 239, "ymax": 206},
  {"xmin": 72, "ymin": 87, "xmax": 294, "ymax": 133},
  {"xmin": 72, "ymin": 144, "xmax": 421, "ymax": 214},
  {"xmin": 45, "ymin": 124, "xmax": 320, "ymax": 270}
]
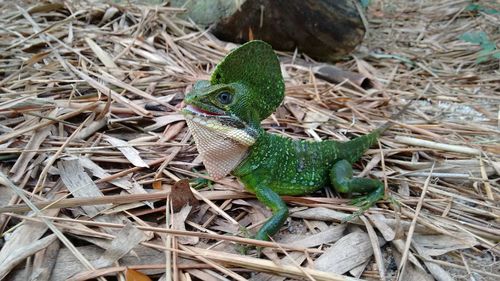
[
  {"xmin": 183, "ymin": 40, "xmax": 284, "ymax": 130},
  {"xmin": 182, "ymin": 40, "xmax": 284, "ymax": 179}
]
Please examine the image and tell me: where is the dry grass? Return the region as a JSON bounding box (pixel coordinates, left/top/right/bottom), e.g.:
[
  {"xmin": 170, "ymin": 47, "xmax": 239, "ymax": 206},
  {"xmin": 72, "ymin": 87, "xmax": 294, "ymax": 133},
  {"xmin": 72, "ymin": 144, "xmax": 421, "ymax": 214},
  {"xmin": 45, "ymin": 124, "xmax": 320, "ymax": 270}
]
[{"xmin": 0, "ymin": 0, "xmax": 498, "ymax": 280}]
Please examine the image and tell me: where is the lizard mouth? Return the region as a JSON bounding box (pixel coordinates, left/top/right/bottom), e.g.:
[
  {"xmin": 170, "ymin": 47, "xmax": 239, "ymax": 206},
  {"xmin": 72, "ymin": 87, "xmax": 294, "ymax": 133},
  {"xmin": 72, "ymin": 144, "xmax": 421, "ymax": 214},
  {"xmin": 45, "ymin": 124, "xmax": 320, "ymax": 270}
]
[{"xmin": 184, "ymin": 104, "xmax": 224, "ymax": 116}]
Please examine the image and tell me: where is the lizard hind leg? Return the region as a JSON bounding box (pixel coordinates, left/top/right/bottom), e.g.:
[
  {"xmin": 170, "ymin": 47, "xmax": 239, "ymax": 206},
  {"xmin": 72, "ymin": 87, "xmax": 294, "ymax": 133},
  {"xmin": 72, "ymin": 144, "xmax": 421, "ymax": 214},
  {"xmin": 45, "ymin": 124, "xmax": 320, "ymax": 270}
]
[{"xmin": 330, "ymin": 159, "xmax": 385, "ymax": 218}]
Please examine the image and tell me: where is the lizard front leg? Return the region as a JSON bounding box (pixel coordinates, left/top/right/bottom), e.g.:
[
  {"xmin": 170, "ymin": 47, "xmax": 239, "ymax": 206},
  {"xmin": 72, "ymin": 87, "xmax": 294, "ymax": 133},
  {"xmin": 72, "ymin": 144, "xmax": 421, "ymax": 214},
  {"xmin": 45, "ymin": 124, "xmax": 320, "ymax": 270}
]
[
  {"xmin": 253, "ymin": 184, "xmax": 289, "ymax": 241},
  {"xmin": 330, "ymin": 159, "xmax": 385, "ymax": 215}
]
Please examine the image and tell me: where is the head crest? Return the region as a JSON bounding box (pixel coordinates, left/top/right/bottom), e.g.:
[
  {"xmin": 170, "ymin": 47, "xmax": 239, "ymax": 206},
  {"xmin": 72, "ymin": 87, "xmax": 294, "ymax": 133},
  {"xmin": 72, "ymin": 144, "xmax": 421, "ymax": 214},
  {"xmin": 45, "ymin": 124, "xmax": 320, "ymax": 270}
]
[{"xmin": 210, "ymin": 40, "xmax": 284, "ymax": 121}]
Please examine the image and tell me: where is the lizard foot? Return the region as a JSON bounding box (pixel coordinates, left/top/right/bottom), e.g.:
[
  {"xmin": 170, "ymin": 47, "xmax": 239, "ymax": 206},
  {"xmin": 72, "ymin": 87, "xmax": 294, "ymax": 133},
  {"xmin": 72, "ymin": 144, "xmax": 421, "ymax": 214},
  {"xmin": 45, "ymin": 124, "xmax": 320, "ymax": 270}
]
[
  {"xmin": 342, "ymin": 188, "xmax": 384, "ymax": 223},
  {"xmin": 350, "ymin": 190, "xmax": 383, "ymax": 209}
]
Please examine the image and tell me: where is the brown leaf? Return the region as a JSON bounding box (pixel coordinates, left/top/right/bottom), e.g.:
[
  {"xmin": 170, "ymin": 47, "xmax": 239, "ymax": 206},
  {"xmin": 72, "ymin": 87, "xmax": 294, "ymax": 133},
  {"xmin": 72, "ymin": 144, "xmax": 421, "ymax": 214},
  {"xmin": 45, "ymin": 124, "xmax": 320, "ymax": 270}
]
[
  {"xmin": 126, "ymin": 269, "xmax": 152, "ymax": 281},
  {"xmin": 152, "ymin": 179, "xmax": 163, "ymax": 190},
  {"xmin": 171, "ymin": 179, "xmax": 198, "ymax": 212}
]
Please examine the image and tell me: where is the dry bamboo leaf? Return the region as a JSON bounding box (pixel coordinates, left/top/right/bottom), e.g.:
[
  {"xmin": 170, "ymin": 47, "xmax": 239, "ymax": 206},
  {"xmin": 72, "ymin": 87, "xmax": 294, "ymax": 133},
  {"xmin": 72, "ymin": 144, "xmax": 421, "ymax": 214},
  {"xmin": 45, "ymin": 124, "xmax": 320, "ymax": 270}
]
[
  {"xmin": 97, "ymin": 71, "xmax": 170, "ymax": 107},
  {"xmin": 366, "ymin": 213, "xmax": 396, "ymax": 241},
  {"xmin": 0, "ymin": 170, "xmax": 97, "ymax": 275},
  {"xmin": 67, "ymin": 156, "xmax": 132, "ymax": 190},
  {"xmin": 392, "ymin": 244, "xmax": 434, "ymax": 281},
  {"xmin": 284, "ymin": 101, "xmax": 306, "ymax": 121},
  {"xmin": 57, "ymin": 218, "xmax": 111, "ymax": 240},
  {"xmin": 173, "ymin": 205, "xmax": 199, "ymax": 245},
  {"xmin": 391, "ymin": 239, "xmax": 427, "ymax": 272},
  {"xmin": 210, "ymin": 218, "xmax": 240, "ymax": 234},
  {"xmin": 105, "ymin": 136, "xmax": 149, "ymax": 168},
  {"xmin": 0, "ymin": 96, "xmax": 43, "ymax": 111},
  {"xmin": 251, "ymin": 252, "xmax": 307, "ymax": 281},
  {"xmin": 291, "ymin": 207, "xmax": 353, "ymax": 222},
  {"xmin": 93, "ymin": 222, "xmax": 146, "ymax": 268},
  {"xmin": 412, "ymin": 242, "xmax": 454, "ymax": 281},
  {"xmin": 315, "ymin": 231, "xmax": 385, "ymax": 274},
  {"xmin": 186, "ymin": 269, "xmax": 220, "ymax": 281},
  {"xmin": 0, "ymin": 234, "xmax": 57, "ymax": 280},
  {"xmin": 145, "ymin": 114, "xmax": 185, "ymax": 131},
  {"xmin": 64, "ymin": 63, "xmax": 150, "ymax": 117},
  {"xmin": 58, "ymin": 159, "xmax": 112, "ymax": 217},
  {"xmin": 348, "ymin": 259, "xmax": 371, "ymax": 279},
  {"xmin": 75, "ymin": 115, "xmax": 108, "ymax": 140},
  {"xmin": 359, "ymin": 215, "xmax": 385, "ymax": 280},
  {"xmin": 84, "ymin": 37, "xmax": 120, "ymax": 72},
  {"xmin": 412, "ymin": 233, "xmax": 478, "ymax": 256},
  {"xmin": 9, "ymin": 245, "xmax": 165, "ymax": 281},
  {"xmin": 0, "ymin": 103, "xmax": 96, "ymax": 144},
  {"xmin": 130, "ymin": 47, "xmax": 172, "ymax": 65},
  {"xmin": 99, "ymin": 6, "xmax": 119, "ymax": 25},
  {"xmin": 245, "ymin": 199, "xmax": 271, "ymax": 225},
  {"xmin": 283, "ymin": 224, "xmax": 346, "ymax": 248},
  {"xmin": 162, "ymin": 120, "xmax": 186, "ymax": 141},
  {"xmin": 303, "ymin": 110, "xmax": 330, "ymax": 141},
  {"xmin": 10, "ymin": 124, "xmax": 51, "ymax": 182},
  {"xmin": 128, "ymin": 181, "xmax": 154, "ymax": 208},
  {"xmin": 58, "ymin": 159, "xmax": 130, "ymax": 234},
  {"xmin": 27, "ymin": 2, "xmax": 64, "ymax": 13},
  {"xmin": 24, "ymin": 50, "xmax": 52, "ymax": 66},
  {"xmin": 0, "ymin": 185, "xmax": 14, "ymax": 207},
  {"xmin": 185, "ymin": 246, "xmax": 357, "ymax": 281},
  {"xmin": 394, "ymin": 136, "xmax": 481, "ymax": 155},
  {"xmin": 0, "ymin": 208, "xmax": 59, "ymax": 266},
  {"xmin": 29, "ymin": 239, "xmax": 60, "ymax": 281}
]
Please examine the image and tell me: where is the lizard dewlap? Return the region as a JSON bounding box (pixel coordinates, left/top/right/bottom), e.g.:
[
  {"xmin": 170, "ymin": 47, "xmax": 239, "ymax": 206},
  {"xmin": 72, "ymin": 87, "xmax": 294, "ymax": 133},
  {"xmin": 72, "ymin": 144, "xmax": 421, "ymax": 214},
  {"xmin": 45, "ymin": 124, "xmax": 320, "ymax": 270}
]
[
  {"xmin": 182, "ymin": 40, "xmax": 410, "ymax": 242},
  {"xmin": 184, "ymin": 112, "xmax": 255, "ymax": 180}
]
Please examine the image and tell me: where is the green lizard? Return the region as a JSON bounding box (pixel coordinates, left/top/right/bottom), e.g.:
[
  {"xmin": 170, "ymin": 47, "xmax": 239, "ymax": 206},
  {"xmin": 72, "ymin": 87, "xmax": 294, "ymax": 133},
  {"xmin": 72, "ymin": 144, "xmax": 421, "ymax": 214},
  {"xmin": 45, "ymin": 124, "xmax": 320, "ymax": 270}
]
[{"xmin": 182, "ymin": 40, "xmax": 409, "ymax": 241}]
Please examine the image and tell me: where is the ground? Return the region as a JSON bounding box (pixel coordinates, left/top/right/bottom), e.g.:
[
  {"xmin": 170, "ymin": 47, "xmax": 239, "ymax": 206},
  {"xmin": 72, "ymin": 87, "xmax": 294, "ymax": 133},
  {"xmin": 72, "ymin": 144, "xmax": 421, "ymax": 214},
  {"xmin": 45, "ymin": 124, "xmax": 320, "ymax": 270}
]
[{"xmin": 0, "ymin": 1, "xmax": 498, "ymax": 280}]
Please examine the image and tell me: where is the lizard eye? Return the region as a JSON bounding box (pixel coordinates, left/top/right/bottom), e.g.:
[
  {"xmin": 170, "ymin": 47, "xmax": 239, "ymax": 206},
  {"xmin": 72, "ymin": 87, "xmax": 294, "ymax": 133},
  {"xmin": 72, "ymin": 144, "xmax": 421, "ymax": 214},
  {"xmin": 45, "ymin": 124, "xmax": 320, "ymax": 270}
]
[{"xmin": 217, "ymin": 91, "xmax": 233, "ymax": 105}]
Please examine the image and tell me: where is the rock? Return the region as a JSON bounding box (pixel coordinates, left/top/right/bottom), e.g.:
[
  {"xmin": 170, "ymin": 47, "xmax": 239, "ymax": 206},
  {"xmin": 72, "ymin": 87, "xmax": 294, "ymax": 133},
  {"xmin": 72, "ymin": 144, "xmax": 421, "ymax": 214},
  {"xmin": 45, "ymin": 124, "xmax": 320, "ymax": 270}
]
[
  {"xmin": 172, "ymin": 0, "xmax": 365, "ymax": 62},
  {"xmin": 170, "ymin": 0, "xmax": 240, "ymax": 26}
]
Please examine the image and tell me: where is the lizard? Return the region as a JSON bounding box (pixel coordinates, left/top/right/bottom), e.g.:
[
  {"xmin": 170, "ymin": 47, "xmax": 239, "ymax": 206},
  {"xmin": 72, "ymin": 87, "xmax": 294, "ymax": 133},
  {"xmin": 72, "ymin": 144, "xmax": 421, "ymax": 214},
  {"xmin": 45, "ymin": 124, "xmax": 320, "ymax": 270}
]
[{"xmin": 182, "ymin": 40, "xmax": 410, "ymax": 241}]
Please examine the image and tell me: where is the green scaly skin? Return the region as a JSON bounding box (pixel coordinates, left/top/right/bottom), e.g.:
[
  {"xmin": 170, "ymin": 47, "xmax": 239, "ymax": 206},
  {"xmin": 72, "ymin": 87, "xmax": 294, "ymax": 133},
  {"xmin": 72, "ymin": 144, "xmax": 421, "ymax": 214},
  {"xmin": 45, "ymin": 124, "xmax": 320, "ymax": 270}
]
[
  {"xmin": 233, "ymin": 129, "xmax": 384, "ymax": 240},
  {"xmin": 183, "ymin": 40, "xmax": 405, "ymax": 242}
]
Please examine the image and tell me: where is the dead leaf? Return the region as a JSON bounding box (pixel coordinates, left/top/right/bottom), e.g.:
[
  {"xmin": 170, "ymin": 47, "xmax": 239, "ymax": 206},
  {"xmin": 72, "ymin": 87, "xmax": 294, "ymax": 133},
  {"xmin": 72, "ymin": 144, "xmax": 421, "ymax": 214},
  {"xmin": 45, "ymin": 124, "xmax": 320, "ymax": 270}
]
[
  {"xmin": 171, "ymin": 179, "xmax": 198, "ymax": 212},
  {"xmin": 315, "ymin": 231, "xmax": 385, "ymax": 274},
  {"xmin": 0, "ymin": 234, "xmax": 57, "ymax": 280},
  {"xmin": 152, "ymin": 179, "xmax": 163, "ymax": 190},
  {"xmin": 68, "ymin": 156, "xmax": 132, "ymax": 189},
  {"xmin": 412, "ymin": 233, "xmax": 478, "ymax": 256},
  {"xmin": 392, "ymin": 244, "xmax": 434, "ymax": 281},
  {"xmin": 105, "ymin": 136, "xmax": 149, "ymax": 168},
  {"xmin": 126, "ymin": 269, "xmax": 152, "ymax": 281},
  {"xmin": 291, "ymin": 207, "xmax": 352, "ymax": 222},
  {"xmin": 10, "ymin": 126, "xmax": 51, "ymax": 182},
  {"xmin": 162, "ymin": 121, "xmax": 186, "ymax": 141},
  {"xmin": 144, "ymin": 114, "xmax": 184, "ymax": 131},
  {"xmin": 303, "ymin": 110, "xmax": 330, "ymax": 141},
  {"xmin": 93, "ymin": 223, "xmax": 146, "ymax": 268},
  {"xmin": 173, "ymin": 205, "xmax": 199, "ymax": 245},
  {"xmin": 283, "ymin": 224, "xmax": 346, "ymax": 248}
]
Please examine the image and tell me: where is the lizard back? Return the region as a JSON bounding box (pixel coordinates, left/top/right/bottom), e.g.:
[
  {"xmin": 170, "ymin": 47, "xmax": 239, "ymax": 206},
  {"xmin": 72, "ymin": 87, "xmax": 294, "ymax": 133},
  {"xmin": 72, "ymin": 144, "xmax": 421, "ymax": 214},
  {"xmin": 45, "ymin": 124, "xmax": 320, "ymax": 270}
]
[{"xmin": 232, "ymin": 129, "xmax": 381, "ymax": 196}]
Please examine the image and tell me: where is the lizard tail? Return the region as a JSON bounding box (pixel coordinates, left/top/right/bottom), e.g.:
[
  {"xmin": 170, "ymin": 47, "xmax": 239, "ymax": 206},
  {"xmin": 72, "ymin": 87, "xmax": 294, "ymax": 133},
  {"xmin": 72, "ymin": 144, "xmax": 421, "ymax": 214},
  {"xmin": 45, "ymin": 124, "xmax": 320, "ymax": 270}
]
[{"xmin": 336, "ymin": 99, "xmax": 414, "ymax": 164}]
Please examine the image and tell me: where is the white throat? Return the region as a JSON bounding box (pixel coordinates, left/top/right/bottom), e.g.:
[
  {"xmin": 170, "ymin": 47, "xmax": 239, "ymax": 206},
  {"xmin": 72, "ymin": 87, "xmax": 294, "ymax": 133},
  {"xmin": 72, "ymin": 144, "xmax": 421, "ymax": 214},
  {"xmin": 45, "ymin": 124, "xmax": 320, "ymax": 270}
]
[{"xmin": 185, "ymin": 116, "xmax": 255, "ymax": 180}]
